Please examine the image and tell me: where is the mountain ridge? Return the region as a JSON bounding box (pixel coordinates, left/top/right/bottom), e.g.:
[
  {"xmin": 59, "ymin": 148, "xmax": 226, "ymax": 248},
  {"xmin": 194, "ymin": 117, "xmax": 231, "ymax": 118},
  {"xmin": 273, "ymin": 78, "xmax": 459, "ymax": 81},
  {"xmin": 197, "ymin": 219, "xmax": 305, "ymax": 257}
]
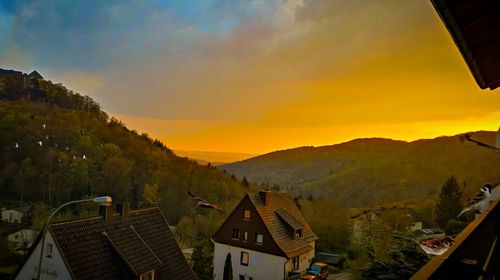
[{"xmin": 221, "ymin": 131, "xmax": 500, "ymax": 207}]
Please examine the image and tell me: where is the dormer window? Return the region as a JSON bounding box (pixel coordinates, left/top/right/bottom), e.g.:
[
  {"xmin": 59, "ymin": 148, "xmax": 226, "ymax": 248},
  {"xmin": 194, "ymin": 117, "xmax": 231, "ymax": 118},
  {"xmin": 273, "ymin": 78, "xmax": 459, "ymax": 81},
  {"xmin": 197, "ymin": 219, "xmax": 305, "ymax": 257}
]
[
  {"xmin": 295, "ymin": 230, "xmax": 302, "ymax": 239},
  {"xmin": 243, "ymin": 209, "xmax": 251, "ymax": 220},
  {"xmin": 140, "ymin": 270, "xmax": 155, "ymax": 280}
]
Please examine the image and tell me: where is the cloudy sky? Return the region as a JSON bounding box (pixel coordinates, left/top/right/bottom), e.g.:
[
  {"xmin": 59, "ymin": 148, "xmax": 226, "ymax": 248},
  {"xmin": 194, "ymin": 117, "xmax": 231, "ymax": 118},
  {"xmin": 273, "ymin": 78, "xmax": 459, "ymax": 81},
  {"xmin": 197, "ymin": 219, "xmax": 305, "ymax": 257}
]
[{"xmin": 1, "ymin": 0, "xmax": 499, "ymax": 154}]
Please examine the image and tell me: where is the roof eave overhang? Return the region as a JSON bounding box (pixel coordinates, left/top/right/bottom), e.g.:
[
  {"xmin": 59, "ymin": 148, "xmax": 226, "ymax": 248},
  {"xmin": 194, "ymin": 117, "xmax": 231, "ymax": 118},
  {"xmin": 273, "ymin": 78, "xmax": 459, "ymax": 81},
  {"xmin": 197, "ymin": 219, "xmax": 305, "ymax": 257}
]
[{"xmin": 431, "ymin": 0, "xmax": 489, "ymax": 89}]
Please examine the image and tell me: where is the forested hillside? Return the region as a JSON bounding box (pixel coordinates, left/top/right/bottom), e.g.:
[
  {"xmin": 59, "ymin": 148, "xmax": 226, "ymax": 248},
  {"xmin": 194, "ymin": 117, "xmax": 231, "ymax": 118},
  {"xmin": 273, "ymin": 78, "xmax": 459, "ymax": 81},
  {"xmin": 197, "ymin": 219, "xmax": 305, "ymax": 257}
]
[
  {"xmin": 0, "ymin": 73, "xmax": 247, "ymax": 225},
  {"xmin": 221, "ymin": 133, "xmax": 500, "ymax": 207}
]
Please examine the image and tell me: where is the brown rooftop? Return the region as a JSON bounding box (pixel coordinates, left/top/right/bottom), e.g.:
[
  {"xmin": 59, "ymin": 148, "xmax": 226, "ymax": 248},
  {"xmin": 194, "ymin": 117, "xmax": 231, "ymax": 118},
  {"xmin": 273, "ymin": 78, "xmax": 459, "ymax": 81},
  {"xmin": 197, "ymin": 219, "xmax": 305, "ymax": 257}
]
[
  {"xmin": 247, "ymin": 192, "xmax": 317, "ymax": 258},
  {"xmin": 45, "ymin": 207, "xmax": 195, "ymax": 280},
  {"xmin": 274, "ymin": 208, "xmax": 303, "ymax": 231}
]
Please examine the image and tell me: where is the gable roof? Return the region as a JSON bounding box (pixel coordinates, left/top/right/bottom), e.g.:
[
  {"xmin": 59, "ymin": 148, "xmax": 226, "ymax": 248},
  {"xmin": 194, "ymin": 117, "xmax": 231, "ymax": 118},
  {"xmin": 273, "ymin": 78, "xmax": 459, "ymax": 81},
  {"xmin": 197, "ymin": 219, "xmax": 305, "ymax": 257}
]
[
  {"xmin": 28, "ymin": 70, "xmax": 43, "ymax": 79},
  {"xmin": 247, "ymin": 192, "xmax": 317, "ymax": 258},
  {"xmin": 46, "ymin": 207, "xmax": 195, "ymax": 280}
]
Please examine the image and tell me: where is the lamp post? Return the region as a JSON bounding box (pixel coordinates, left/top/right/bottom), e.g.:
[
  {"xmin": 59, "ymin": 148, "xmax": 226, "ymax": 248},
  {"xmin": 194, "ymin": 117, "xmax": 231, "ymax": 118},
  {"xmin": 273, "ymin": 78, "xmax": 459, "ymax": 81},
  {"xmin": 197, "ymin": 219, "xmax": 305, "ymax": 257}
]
[
  {"xmin": 395, "ymin": 213, "xmax": 412, "ymax": 232},
  {"xmin": 36, "ymin": 196, "xmax": 112, "ymax": 280}
]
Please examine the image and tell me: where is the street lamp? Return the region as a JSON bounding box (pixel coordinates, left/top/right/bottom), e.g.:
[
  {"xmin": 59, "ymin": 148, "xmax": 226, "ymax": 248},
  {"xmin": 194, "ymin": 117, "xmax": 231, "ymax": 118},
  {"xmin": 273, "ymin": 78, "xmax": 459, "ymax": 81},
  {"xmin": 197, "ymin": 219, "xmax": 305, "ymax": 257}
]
[
  {"xmin": 395, "ymin": 213, "xmax": 412, "ymax": 232},
  {"xmin": 36, "ymin": 196, "xmax": 112, "ymax": 280}
]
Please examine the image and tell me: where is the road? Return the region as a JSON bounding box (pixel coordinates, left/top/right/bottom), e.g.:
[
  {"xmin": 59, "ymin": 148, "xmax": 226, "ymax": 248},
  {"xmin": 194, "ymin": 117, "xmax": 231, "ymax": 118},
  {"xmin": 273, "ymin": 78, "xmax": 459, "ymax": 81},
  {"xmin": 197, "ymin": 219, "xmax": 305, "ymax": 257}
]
[{"xmin": 329, "ymin": 272, "xmax": 353, "ymax": 280}]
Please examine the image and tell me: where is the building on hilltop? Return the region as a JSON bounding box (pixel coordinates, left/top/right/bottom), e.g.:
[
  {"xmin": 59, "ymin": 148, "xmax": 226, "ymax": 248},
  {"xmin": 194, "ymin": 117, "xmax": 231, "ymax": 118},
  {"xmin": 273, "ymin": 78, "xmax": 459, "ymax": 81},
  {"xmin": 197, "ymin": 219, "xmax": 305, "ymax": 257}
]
[
  {"xmin": 28, "ymin": 70, "xmax": 44, "ymax": 80},
  {"xmin": 212, "ymin": 191, "xmax": 318, "ymax": 280},
  {"xmin": 0, "ymin": 68, "xmax": 23, "ymax": 77},
  {"xmin": 15, "ymin": 203, "xmax": 196, "ymax": 280}
]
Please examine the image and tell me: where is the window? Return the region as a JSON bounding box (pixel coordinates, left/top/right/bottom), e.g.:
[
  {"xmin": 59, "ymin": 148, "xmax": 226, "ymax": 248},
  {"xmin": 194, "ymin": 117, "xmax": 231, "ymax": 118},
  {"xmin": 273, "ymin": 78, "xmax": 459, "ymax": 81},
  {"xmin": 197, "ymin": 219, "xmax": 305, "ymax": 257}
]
[
  {"xmin": 140, "ymin": 270, "xmax": 155, "ymax": 280},
  {"xmin": 292, "ymin": 257, "xmax": 299, "ymax": 270},
  {"xmin": 232, "ymin": 228, "xmax": 240, "ymax": 239},
  {"xmin": 255, "ymin": 233, "xmax": 263, "ymax": 244},
  {"xmin": 46, "ymin": 243, "xmax": 53, "ymax": 257},
  {"xmin": 295, "ymin": 230, "xmax": 302, "ymax": 239},
  {"xmin": 243, "ymin": 231, "xmax": 248, "ymax": 242},
  {"xmin": 239, "ymin": 276, "xmax": 245, "ymax": 280},
  {"xmin": 243, "ymin": 209, "xmax": 251, "ymax": 220},
  {"xmin": 240, "ymin": 251, "xmax": 249, "ymax": 266}
]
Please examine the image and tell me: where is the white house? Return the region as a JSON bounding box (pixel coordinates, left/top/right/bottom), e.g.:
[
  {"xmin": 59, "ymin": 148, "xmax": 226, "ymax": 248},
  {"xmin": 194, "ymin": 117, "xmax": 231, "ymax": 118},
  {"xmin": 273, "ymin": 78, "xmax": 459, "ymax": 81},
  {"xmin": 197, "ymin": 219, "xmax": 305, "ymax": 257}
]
[
  {"xmin": 7, "ymin": 229, "xmax": 38, "ymax": 255},
  {"xmin": 212, "ymin": 191, "xmax": 318, "ymax": 280},
  {"xmin": 1, "ymin": 206, "xmax": 32, "ymax": 224},
  {"xmin": 15, "ymin": 203, "xmax": 195, "ymax": 280}
]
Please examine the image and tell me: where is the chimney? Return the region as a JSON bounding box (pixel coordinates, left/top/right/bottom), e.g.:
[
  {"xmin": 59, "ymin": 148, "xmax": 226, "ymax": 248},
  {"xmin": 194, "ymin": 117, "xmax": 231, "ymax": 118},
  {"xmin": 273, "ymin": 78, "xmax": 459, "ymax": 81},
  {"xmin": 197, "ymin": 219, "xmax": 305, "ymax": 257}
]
[
  {"xmin": 115, "ymin": 202, "xmax": 130, "ymax": 219},
  {"xmin": 259, "ymin": 190, "xmax": 270, "ymax": 206},
  {"xmin": 98, "ymin": 204, "xmax": 114, "ymax": 221}
]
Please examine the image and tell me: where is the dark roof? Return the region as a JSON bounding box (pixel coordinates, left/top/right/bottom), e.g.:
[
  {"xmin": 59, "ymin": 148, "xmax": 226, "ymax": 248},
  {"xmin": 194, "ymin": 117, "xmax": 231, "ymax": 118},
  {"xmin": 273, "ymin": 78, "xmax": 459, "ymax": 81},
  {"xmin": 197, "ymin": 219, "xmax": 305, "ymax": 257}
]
[
  {"xmin": 247, "ymin": 192, "xmax": 317, "ymax": 258},
  {"xmin": 274, "ymin": 208, "xmax": 303, "ymax": 230},
  {"xmin": 103, "ymin": 226, "xmax": 162, "ymax": 275},
  {"xmin": 431, "ymin": 0, "xmax": 500, "ymax": 90},
  {"xmin": 11, "ymin": 205, "xmax": 32, "ymax": 214},
  {"xmin": 47, "ymin": 207, "xmax": 195, "ymax": 280},
  {"xmin": 0, "ymin": 68, "xmax": 22, "ymax": 77},
  {"xmin": 28, "ymin": 70, "xmax": 43, "ymax": 79}
]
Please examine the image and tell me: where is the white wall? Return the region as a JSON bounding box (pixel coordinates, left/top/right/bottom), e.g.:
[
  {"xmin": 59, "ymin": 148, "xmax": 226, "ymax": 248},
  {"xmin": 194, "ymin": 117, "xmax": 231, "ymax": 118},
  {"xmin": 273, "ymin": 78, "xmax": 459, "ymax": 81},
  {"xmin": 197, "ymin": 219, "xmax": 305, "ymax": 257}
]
[
  {"xmin": 8, "ymin": 229, "xmax": 38, "ymax": 243},
  {"xmin": 1, "ymin": 210, "xmax": 23, "ymax": 223},
  {"xmin": 213, "ymin": 242, "xmax": 286, "ymax": 280},
  {"xmin": 16, "ymin": 231, "xmax": 72, "ymax": 280},
  {"xmin": 283, "ymin": 242, "xmax": 315, "ymax": 275}
]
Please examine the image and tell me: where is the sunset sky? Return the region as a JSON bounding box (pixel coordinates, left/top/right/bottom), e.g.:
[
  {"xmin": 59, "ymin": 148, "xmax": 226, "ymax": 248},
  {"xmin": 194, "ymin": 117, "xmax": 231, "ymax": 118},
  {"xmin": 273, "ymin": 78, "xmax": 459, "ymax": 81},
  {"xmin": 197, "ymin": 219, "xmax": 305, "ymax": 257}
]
[{"xmin": 1, "ymin": 0, "xmax": 499, "ymax": 155}]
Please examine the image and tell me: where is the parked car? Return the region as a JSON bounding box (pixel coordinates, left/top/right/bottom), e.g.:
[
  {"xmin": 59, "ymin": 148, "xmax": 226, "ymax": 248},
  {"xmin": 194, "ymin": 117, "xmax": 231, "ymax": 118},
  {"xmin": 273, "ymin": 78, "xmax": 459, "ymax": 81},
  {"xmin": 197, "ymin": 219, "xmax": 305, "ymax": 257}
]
[
  {"xmin": 315, "ymin": 252, "xmax": 346, "ymax": 270},
  {"xmin": 299, "ymin": 262, "xmax": 329, "ymax": 280}
]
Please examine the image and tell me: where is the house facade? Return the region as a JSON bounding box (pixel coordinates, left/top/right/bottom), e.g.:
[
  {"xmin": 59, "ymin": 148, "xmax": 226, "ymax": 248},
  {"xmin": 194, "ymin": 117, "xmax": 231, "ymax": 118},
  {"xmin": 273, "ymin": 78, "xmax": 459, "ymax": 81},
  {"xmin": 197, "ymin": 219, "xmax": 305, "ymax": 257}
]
[
  {"xmin": 15, "ymin": 203, "xmax": 195, "ymax": 280},
  {"xmin": 7, "ymin": 229, "xmax": 38, "ymax": 255},
  {"xmin": 1, "ymin": 206, "xmax": 32, "ymax": 224},
  {"xmin": 213, "ymin": 191, "xmax": 317, "ymax": 280}
]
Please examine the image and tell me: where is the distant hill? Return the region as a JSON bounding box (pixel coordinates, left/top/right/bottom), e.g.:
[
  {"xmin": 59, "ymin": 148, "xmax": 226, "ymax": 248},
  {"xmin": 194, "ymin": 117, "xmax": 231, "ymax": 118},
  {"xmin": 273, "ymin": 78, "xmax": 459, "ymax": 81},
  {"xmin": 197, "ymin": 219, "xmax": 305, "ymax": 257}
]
[
  {"xmin": 221, "ymin": 133, "xmax": 500, "ymax": 207},
  {"xmin": 0, "ymin": 69, "xmax": 247, "ymax": 225},
  {"xmin": 174, "ymin": 150, "xmax": 256, "ymax": 165}
]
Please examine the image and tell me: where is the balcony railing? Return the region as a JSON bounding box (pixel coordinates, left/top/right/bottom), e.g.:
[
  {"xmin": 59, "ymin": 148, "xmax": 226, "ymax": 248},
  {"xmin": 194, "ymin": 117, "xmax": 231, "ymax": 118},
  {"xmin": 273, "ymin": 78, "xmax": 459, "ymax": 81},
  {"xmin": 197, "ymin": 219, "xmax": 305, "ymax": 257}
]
[{"xmin": 412, "ymin": 199, "xmax": 500, "ymax": 279}]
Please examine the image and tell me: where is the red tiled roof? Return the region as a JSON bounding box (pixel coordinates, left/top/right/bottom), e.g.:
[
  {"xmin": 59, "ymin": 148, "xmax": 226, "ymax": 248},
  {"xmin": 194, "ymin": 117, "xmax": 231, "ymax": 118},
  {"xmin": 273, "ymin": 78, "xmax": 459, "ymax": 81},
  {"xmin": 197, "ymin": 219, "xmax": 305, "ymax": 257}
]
[{"xmin": 48, "ymin": 207, "xmax": 195, "ymax": 280}]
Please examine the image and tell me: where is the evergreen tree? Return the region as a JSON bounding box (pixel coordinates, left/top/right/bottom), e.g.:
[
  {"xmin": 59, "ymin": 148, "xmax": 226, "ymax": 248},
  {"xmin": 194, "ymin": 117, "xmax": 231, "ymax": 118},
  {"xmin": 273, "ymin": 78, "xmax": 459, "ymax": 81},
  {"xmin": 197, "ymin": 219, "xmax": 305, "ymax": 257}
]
[
  {"xmin": 223, "ymin": 253, "xmax": 233, "ymax": 280},
  {"xmin": 192, "ymin": 245, "xmax": 213, "ymax": 280},
  {"xmin": 362, "ymin": 232, "xmax": 428, "ymax": 280},
  {"xmin": 435, "ymin": 176, "xmax": 463, "ymax": 230},
  {"xmin": 242, "ymin": 176, "xmax": 249, "ymax": 188}
]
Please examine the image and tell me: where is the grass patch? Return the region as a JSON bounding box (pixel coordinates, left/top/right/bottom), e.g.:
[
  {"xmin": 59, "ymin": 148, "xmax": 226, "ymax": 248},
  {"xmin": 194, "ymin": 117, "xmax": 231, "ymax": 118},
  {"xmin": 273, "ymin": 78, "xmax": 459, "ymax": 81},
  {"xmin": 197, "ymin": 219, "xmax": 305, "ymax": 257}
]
[{"xmin": 0, "ymin": 266, "xmax": 16, "ymax": 274}]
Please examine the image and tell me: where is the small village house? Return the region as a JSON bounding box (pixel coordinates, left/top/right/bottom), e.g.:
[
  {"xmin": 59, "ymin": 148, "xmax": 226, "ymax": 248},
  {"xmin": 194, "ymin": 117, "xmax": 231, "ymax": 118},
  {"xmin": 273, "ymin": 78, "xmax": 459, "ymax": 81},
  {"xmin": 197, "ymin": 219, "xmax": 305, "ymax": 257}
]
[
  {"xmin": 212, "ymin": 191, "xmax": 318, "ymax": 280},
  {"xmin": 7, "ymin": 229, "xmax": 38, "ymax": 255},
  {"xmin": 15, "ymin": 203, "xmax": 196, "ymax": 280},
  {"xmin": 1, "ymin": 206, "xmax": 33, "ymax": 224}
]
